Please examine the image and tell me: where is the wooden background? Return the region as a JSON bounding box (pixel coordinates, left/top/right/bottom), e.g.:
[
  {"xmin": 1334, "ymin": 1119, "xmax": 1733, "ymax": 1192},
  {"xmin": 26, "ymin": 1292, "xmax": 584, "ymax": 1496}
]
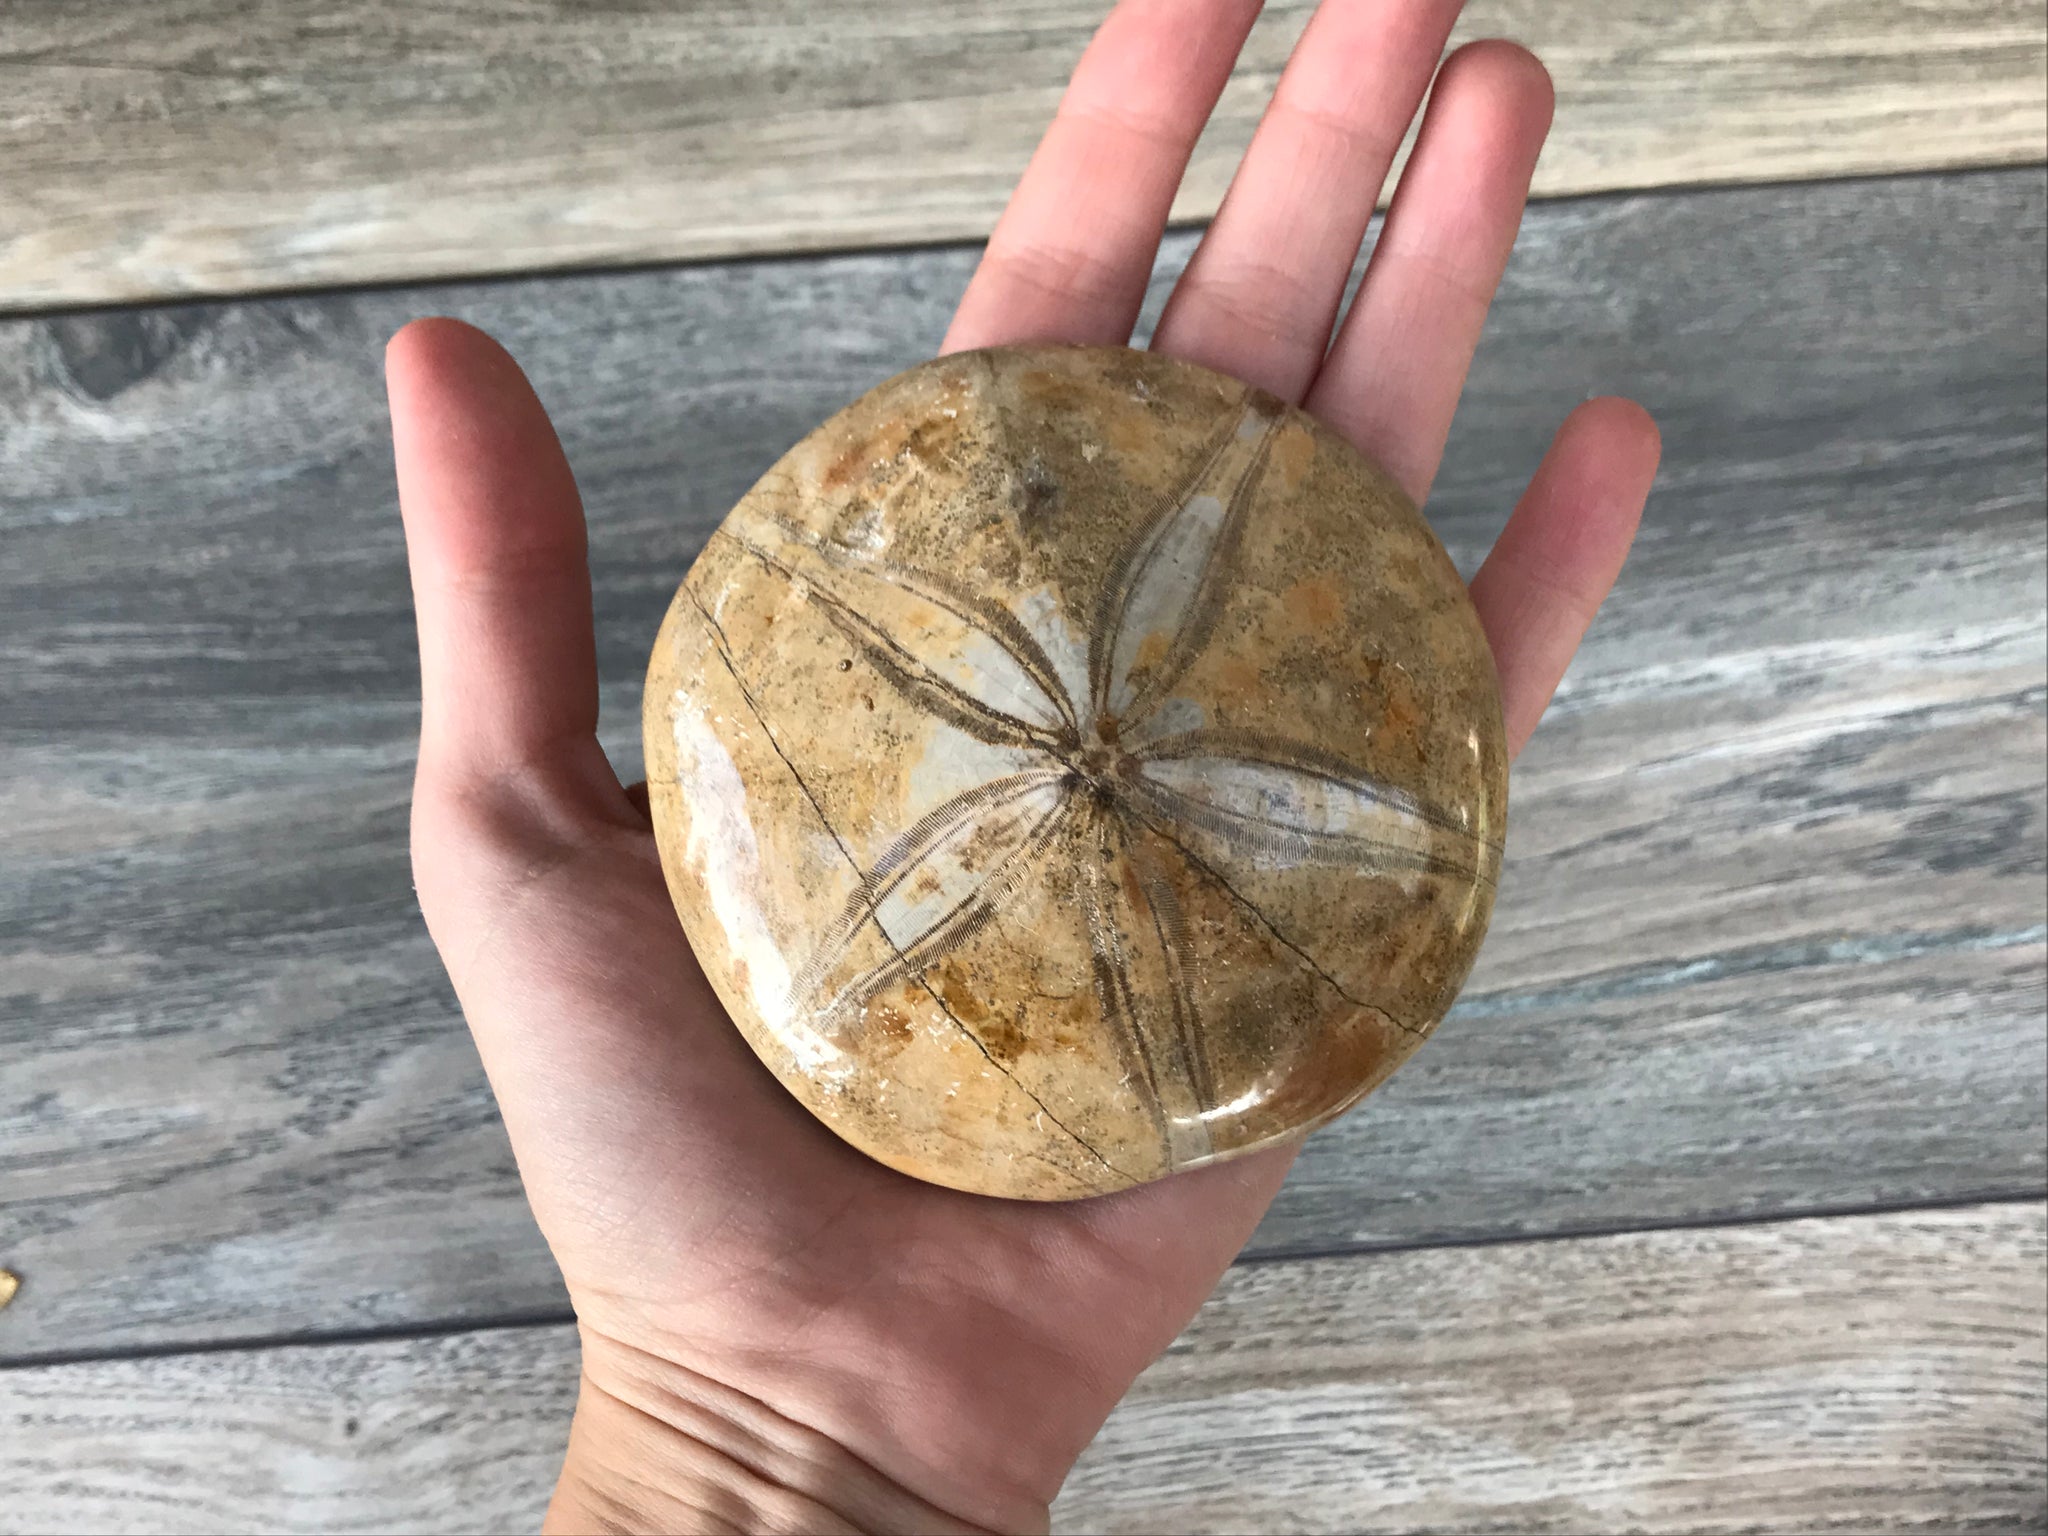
[{"xmin": 2, "ymin": 1, "xmax": 2044, "ymax": 1531}]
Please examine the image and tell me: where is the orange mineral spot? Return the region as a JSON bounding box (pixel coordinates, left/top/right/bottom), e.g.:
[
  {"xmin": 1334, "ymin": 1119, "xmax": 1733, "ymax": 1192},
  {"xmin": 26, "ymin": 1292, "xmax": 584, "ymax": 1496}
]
[{"xmin": 1283, "ymin": 574, "xmax": 1344, "ymax": 629}]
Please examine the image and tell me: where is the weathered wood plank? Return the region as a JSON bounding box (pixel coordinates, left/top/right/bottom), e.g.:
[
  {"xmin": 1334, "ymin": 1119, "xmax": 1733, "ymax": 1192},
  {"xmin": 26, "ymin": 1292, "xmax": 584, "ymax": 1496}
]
[
  {"xmin": 1060, "ymin": 1203, "xmax": 2048, "ymax": 1534},
  {"xmin": 2, "ymin": 172, "xmax": 2043, "ymax": 1358},
  {"xmin": 2, "ymin": 0, "xmax": 2043, "ymax": 308},
  {"xmin": 2, "ymin": 1203, "xmax": 2040, "ymax": 1534}
]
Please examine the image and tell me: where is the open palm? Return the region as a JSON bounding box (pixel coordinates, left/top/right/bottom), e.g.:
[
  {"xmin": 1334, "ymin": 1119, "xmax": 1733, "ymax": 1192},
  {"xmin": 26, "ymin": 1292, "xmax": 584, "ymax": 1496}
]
[{"xmin": 387, "ymin": 2, "xmax": 1660, "ymax": 1530}]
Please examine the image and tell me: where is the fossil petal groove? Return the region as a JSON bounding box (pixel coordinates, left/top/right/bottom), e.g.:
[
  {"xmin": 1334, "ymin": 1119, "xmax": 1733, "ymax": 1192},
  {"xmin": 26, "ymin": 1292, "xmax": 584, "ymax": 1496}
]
[{"xmin": 645, "ymin": 344, "xmax": 1507, "ymax": 1199}]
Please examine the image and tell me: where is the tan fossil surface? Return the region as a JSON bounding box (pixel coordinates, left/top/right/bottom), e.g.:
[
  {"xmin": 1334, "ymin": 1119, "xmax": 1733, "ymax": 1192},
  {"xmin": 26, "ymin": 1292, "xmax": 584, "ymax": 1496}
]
[{"xmin": 644, "ymin": 344, "xmax": 1506, "ymax": 1199}]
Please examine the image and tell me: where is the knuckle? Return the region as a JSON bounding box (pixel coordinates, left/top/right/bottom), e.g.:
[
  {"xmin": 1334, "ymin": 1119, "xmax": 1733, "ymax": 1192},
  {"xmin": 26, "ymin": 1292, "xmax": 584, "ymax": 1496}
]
[
  {"xmin": 1181, "ymin": 256, "xmax": 1330, "ymax": 348},
  {"xmin": 981, "ymin": 238, "xmax": 1132, "ymax": 310}
]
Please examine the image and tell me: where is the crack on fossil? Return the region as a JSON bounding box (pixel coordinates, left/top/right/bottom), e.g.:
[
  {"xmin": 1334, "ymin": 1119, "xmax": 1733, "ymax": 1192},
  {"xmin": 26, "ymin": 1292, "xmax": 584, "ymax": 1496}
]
[
  {"xmin": 713, "ymin": 529, "xmax": 1072, "ymax": 754},
  {"xmin": 806, "ymin": 787, "xmax": 1079, "ymax": 1028},
  {"xmin": 909, "ymin": 965, "xmax": 1140, "ymax": 1186},
  {"xmin": 684, "ymin": 587, "xmax": 1134, "ymax": 1183},
  {"xmin": 1122, "ymin": 802, "xmax": 1429, "ymax": 1041},
  {"xmin": 736, "ymin": 516, "xmax": 1081, "ymax": 740},
  {"xmin": 789, "ymin": 769, "xmax": 1069, "ymax": 1009},
  {"xmin": 685, "ymin": 584, "xmax": 866, "ymax": 878}
]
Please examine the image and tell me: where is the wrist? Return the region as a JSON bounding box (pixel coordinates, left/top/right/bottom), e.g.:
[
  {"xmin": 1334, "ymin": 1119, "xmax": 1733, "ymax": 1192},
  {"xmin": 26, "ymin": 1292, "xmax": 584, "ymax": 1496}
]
[{"xmin": 546, "ymin": 1330, "xmax": 1041, "ymax": 1535}]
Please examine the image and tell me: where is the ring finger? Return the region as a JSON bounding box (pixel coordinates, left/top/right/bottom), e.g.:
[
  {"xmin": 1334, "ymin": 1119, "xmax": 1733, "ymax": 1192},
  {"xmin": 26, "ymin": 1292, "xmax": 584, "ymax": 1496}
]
[{"xmin": 1305, "ymin": 39, "xmax": 1555, "ymax": 503}]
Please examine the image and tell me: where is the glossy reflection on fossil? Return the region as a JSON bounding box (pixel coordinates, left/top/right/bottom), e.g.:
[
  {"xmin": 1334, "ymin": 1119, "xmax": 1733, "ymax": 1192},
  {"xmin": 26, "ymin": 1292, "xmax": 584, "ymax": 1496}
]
[{"xmin": 645, "ymin": 344, "xmax": 1506, "ymax": 1199}]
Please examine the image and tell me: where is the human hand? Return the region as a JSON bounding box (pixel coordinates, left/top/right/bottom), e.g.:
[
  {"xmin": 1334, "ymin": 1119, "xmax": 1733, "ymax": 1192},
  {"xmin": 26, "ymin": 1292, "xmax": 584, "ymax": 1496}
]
[{"xmin": 386, "ymin": 2, "xmax": 1661, "ymax": 1530}]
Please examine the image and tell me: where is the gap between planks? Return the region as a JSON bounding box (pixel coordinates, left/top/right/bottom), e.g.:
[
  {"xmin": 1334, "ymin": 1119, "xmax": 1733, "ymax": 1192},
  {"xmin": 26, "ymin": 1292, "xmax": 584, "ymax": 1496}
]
[
  {"xmin": 0, "ymin": 1187, "xmax": 2040, "ymax": 1376},
  {"xmin": 0, "ymin": 157, "xmax": 2025, "ymax": 327},
  {"xmin": 1, "ymin": 1201, "xmax": 2040, "ymax": 1536},
  {"xmin": 1, "ymin": 0, "xmax": 2044, "ymax": 307}
]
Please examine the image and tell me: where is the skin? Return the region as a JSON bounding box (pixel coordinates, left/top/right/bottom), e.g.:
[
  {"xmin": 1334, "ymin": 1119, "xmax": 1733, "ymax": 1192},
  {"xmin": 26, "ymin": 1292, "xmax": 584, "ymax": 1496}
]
[{"xmin": 385, "ymin": 2, "xmax": 1663, "ymax": 1530}]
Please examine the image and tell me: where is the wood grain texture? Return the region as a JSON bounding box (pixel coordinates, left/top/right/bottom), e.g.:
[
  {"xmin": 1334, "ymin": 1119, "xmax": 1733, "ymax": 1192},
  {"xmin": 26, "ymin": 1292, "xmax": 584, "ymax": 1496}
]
[
  {"xmin": 2, "ymin": 171, "xmax": 2044, "ymax": 1359},
  {"xmin": 2, "ymin": 0, "xmax": 2044, "ymax": 308},
  {"xmin": 1059, "ymin": 1202, "xmax": 2048, "ymax": 1534},
  {"xmin": 2, "ymin": 1203, "xmax": 2040, "ymax": 1534}
]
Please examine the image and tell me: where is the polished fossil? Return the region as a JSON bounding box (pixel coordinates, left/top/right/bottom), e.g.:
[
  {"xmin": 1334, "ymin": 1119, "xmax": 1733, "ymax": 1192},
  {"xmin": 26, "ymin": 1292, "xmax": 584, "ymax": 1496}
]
[{"xmin": 644, "ymin": 344, "xmax": 1505, "ymax": 1199}]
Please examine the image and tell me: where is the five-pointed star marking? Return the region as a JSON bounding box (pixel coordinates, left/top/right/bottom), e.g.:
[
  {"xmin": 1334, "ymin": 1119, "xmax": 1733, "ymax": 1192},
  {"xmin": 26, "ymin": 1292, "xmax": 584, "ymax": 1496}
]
[{"xmin": 701, "ymin": 388, "xmax": 1492, "ymax": 1160}]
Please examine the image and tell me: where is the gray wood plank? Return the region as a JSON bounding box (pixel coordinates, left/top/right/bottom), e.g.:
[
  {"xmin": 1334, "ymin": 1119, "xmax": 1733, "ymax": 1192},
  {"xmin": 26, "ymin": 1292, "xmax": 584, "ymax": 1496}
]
[
  {"xmin": 2, "ymin": 1203, "xmax": 2040, "ymax": 1534},
  {"xmin": 1060, "ymin": 1202, "xmax": 2048, "ymax": 1534},
  {"xmin": 2, "ymin": 170, "xmax": 2044, "ymax": 1359},
  {"xmin": 2, "ymin": 0, "xmax": 2044, "ymax": 308}
]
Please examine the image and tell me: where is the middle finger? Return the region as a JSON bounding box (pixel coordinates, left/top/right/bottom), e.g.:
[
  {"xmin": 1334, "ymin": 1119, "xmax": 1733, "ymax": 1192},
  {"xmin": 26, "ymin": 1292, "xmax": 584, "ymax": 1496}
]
[
  {"xmin": 1149, "ymin": 0, "xmax": 1468, "ymax": 399},
  {"xmin": 943, "ymin": 0, "xmax": 1263, "ymax": 355}
]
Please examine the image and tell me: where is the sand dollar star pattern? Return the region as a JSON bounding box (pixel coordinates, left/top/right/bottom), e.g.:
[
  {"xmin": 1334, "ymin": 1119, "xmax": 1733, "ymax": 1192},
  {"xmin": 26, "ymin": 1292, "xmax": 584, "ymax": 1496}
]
[{"xmin": 674, "ymin": 383, "xmax": 1498, "ymax": 1174}]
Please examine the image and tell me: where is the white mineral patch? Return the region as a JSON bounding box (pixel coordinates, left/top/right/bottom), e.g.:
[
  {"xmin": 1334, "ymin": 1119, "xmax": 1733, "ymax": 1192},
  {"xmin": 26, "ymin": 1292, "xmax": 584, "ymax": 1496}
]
[
  {"xmin": 672, "ymin": 689, "xmax": 840, "ymax": 1076},
  {"xmin": 1013, "ymin": 586, "xmax": 1092, "ymax": 715},
  {"xmin": 938, "ymin": 625, "xmax": 1068, "ymax": 732},
  {"xmin": 871, "ymin": 778, "xmax": 1068, "ymax": 954},
  {"xmin": 901, "ymin": 733, "xmax": 1047, "ymax": 835},
  {"xmin": 1132, "ymin": 694, "xmax": 1207, "ymax": 742},
  {"xmin": 1108, "ymin": 492, "xmax": 1227, "ymax": 715},
  {"xmin": 1139, "ymin": 753, "xmax": 1439, "ymax": 873}
]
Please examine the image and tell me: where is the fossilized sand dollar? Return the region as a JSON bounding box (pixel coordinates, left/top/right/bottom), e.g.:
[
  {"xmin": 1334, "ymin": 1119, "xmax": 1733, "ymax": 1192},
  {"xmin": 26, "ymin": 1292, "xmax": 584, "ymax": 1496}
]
[{"xmin": 644, "ymin": 344, "xmax": 1506, "ymax": 1200}]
